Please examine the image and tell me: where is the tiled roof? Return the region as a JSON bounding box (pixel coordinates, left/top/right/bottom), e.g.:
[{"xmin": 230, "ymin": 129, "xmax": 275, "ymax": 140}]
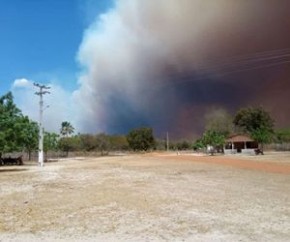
[{"xmin": 226, "ymin": 134, "xmax": 254, "ymax": 142}]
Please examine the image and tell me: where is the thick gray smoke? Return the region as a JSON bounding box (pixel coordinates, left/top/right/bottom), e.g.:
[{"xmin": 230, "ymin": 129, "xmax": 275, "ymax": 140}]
[{"xmin": 73, "ymin": 0, "xmax": 290, "ymax": 138}]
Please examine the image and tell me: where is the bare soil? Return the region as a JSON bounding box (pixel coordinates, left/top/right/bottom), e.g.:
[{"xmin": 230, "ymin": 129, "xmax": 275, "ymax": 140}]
[{"xmin": 0, "ymin": 152, "xmax": 290, "ymax": 241}]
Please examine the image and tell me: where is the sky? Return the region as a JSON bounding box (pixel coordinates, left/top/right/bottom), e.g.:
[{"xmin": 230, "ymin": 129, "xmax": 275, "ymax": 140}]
[
  {"xmin": 1, "ymin": 0, "xmax": 290, "ymax": 139},
  {"xmin": 0, "ymin": 0, "xmax": 112, "ymax": 91}
]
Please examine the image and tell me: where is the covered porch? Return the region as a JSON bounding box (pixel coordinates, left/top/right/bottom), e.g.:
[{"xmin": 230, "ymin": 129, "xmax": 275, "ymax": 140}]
[{"xmin": 224, "ymin": 134, "xmax": 258, "ymax": 155}]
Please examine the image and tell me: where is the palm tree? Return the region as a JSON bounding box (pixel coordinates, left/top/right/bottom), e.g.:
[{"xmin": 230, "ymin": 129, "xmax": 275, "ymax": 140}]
[{"xmin": 60, "ymin": 121, "xmax": 74, "ymax": 137}]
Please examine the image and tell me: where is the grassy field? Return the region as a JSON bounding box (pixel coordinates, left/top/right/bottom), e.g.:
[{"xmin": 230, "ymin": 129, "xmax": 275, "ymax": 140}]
[{"xmin": 0, "ymin": 152, "xmax": 289, "ymax": 241}]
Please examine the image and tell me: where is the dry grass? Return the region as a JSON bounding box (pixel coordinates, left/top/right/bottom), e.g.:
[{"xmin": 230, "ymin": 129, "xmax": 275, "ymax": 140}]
[{"xmin": 0, "ymin": 152, "xmax": 290, "ymax": 241}]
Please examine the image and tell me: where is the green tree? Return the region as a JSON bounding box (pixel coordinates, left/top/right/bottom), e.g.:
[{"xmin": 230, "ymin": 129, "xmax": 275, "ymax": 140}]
[
  {"xmin": 127, "ymin": 127, "xmax": 155, "ymax": 151},
  {"xmin": 60, "ymin": 121, "xmax": 74, "ymax": 137},
  {"xmin": 233, "ymin": 107, "xmax": 274, "ymax": 152},
  {"xmin": 192, "ymin": 138, "xmax": 205, "ymax": 151},
  {"xmin": 0, "ymin": 92, "xmax": 21, "ymax": 156},
  {"xmin": 202, "ymin": 130, "xmax": 225, "ymax": 149},
  {"xmin": 17, "ymin": 117, "xmax": 39, "ymax": 160},
  {"xmin": 44, "ymin": 132, "xmax": 59, "ymax": 158},
  {"xmin": 251, "ymin": 128, "xmax": 272, "ymax": 152},
  {"xmin": 233, "ymin": 107, "xmax": 274, "ymax": 133},
  {"xmin": 0, "ymin": 92, "xmax": 38, "ymax": 159}
]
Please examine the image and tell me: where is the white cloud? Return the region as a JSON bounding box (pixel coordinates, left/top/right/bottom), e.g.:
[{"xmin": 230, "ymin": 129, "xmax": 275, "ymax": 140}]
[{"xmin": 12, "ymin": 78, "xmax": 33, "ymax": 89}]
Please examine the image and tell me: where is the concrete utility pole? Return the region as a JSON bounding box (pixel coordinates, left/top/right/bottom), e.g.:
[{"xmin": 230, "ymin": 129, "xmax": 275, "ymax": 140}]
[{"xmin": 34, "ymin": 83, "xmax": 50, "ymax": 167}]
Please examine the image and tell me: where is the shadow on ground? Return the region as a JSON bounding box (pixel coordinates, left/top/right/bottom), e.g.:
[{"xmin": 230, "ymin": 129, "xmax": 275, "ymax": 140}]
[{"xmin": 0, "ymin": 168, "xmax": 28, "ymax": 173}]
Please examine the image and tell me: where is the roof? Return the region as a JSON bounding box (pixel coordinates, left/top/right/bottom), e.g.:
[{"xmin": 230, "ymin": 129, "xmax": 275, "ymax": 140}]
[{"xmin": 226, "ymin": 134, "xmax": 254, "ymax": 142}]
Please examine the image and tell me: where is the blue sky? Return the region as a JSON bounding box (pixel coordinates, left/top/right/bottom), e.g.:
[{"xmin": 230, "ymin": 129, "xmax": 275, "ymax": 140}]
[{"xmin": 0, "ymin": 0, "xmax": 112, "ymax": 93}]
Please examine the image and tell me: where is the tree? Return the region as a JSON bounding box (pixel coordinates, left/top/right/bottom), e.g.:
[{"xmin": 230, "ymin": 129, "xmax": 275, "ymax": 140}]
[
  {"xmin": 233, "ymin": 107, "xmax": 274, "ymax": 152},
  {"xmin": 205, "ymin": 108, "xmax": 233, "ymax": 136},
  {"xmin": 251, "ymin": 128, "xmax": 272, "ymax": 152},
  {"xmin": 60, "ymin": 121, "xmax": 74, "ymax": 137},
  {"xmin": 233, "ymin": 107, "xmax": 274, "ymax": 133},
  {"xmin": 109, "ymin": 135, "xmax": 129, "ymax": 151},
  {"xmin": 199, "ymin": 108, "xmax": 232, "ymax": 155},
  {"xmin": 176, "ymin": 140, "xmax": 191, "ymax": 150},
  {"xmin": 16, "ymin": 117, "xmax": 39, "ymax": 160},
  {"xmin": 95, "ymin": 133, "xmax": 110, "ymax": 155},
  {"xmin": 0, "ymin": 92, "xmax": 21, "ymax": 156},
  {"xmin": 58, "ymin": 136, "xmax": 80, "ymax": 157},
  {"xmin": 79, "ymin": 134, "xmax": 97, "ymax": 151},
  {"xmin": 44, "ymin": 132, "xmax": 59, "ymax": 159},
  {"xmin": 192, "ymin": 138, "xmax": 205, "ymax": 151},
  {"xmin": 0, "ymin": 92, "xmax": 39, "ymax": 159},
  {"xmin": 127, "ymin": 127, "xmax": 155, "ymax": 151},
  {"xmin": 201, "ymin": 130, "xmax": 225, "ymax": 154}
]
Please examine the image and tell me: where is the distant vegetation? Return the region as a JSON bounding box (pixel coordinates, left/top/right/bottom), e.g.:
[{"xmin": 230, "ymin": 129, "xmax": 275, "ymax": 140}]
[
  {"xmin": 127, "ymin": 127, "xmax": 155, "ymax": 151},
  {"xmin": 58, "ymin": 133, "xmax": 129, "ymax": 156},
  {"xmin": 1, "ymin": 92, "xmax": 290, "ymax": 162}
]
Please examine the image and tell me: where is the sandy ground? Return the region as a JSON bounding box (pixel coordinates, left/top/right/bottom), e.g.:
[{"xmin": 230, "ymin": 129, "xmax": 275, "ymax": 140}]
[{"xmin": 0, "ymin": 152, "xmax": 289, "ymax": 241}]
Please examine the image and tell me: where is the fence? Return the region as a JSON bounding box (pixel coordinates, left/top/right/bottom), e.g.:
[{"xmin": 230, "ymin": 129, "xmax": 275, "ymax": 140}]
[{"xmin": 264, "ymin": 143, "xmax": 290, "ymax": 151}]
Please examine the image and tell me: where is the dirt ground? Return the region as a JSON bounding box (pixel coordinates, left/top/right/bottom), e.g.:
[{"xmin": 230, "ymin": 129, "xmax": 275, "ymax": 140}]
[{"xmin": 0, "ymin": 152, "xmax": 289, "ymax": 241}]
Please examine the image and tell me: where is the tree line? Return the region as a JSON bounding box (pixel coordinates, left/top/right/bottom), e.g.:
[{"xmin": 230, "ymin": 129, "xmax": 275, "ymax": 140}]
[
  {"xmin": 1, "ymin": 92, "xmax": 290, "ymax": 160},
  {"xmin": 0, "ymin": 92, "xmax": 155, "ymax": 160}
]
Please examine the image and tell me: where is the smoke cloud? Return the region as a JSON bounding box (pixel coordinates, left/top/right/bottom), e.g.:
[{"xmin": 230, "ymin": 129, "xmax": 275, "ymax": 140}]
[{"xmin": 74, "ymin": 0, "xmax": 290, "ymax": 138}]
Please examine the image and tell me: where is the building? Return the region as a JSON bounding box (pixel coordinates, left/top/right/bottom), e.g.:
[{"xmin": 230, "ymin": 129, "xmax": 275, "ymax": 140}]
[{"xmin": 224, "ymin": 134, "xmax": 258, "ymax": 155}]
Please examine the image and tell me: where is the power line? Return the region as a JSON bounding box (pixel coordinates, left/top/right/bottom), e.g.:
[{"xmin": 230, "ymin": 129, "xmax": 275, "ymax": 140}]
[
  {"xmin": 34, "ymin": 83, "xmax": 51, "ymax": 167},
  {"xmin": 148, "ymin": 48, "xmax": 290, "ymax": 90}
]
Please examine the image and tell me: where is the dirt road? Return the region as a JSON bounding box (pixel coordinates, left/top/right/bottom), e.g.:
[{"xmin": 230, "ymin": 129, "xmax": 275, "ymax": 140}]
[{"xmin": 0, "ymin": 153, "xmax": 289, "ymax": 241}]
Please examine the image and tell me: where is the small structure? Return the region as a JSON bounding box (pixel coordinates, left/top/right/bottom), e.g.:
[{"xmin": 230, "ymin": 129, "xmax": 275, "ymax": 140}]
[{"xmin": 224, "ymin": 134, "xmax": 258, "ymax": 155}]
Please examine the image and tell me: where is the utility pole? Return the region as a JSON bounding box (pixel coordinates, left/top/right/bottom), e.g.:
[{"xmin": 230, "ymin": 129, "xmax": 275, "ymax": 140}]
[
  {"xmin": 34, "ymin": 83, "xmax": 50, "ymax": 167},
  {"xmin": 166, "ymin": 132, "xmax": 169, "ymax": 151}
]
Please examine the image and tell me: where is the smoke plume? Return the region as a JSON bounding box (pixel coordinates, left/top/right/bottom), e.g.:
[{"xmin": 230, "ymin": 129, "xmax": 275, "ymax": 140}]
[{"xmin": 74, "ymin": 0, "xmax": 290, "ymax": 138}]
